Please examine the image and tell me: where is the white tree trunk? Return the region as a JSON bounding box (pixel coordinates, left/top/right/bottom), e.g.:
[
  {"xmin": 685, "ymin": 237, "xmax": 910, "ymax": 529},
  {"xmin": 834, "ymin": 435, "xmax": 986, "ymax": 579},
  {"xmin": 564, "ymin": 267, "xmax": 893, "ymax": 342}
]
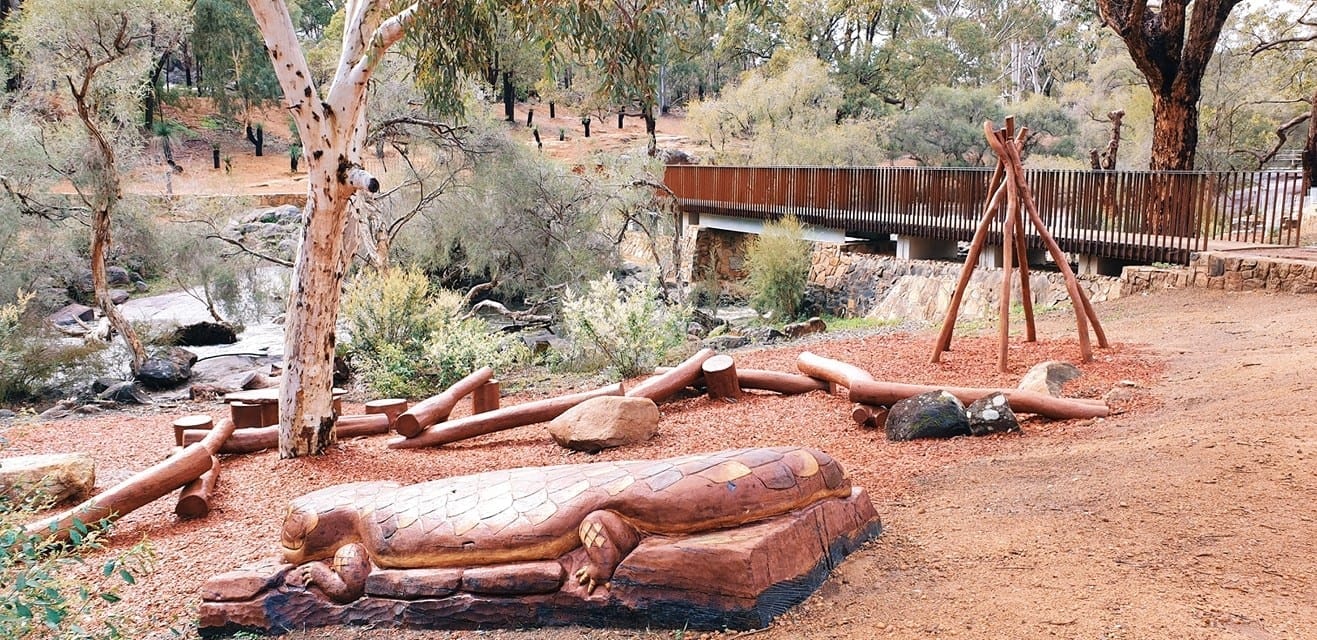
[{"xmin": 247, "ymin": 0, "xmax": 412, "ymax": 457}]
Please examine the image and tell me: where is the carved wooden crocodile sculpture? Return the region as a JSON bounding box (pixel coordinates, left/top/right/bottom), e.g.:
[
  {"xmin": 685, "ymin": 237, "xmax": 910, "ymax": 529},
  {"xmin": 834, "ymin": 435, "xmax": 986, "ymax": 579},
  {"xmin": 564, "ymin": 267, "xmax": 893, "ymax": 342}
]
[{"xmin": 278, "ymin": 446, "xmax": 851, "ymax": 601}]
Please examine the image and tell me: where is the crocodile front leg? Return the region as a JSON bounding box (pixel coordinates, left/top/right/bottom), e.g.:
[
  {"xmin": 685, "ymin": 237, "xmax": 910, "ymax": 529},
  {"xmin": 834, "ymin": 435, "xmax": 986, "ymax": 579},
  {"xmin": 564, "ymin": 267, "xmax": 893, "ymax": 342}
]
[
  {"xmin": 574, "ymin": 510, "xmax": 641, "ymax": 594},
  {"xmin": 286, "ymin": 542, "xmax": 371, "ymax": 603}
]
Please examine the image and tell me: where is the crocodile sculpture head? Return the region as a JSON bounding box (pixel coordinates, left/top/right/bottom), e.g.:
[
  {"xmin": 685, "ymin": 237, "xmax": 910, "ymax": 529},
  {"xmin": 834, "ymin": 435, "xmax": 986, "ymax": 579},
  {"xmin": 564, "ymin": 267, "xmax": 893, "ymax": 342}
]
[{"xmin": 281, "ymin": 481, "xmax": 398, "ymax": 565}]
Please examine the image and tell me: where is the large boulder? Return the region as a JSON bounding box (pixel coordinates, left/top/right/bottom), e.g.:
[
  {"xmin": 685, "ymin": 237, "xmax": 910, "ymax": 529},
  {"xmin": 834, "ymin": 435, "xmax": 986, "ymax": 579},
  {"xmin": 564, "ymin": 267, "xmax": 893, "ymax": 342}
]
[
  {"xmin": 1018, "ymin": 360, "xmax": 1082, "ymax": 397},
  {"xmin": 98, "ymin": 381, "xmax": 152, "ymax": 405},
  {"xmin": 783, "ymin": 317, "xmax": 827, "ymax": 339},
  {"xmin": 548, "ymin": 396, "xmax": 659, "ymax": 453},
  {"xmin": 0, "ymin": 452, "xmax": 96, "ymax": 504},
  {"xmin": 72, "ymin": 266, "xmax": 134, "ymax": 293},
  {"xmin": 136, "ymin": 347, "xmax": 198, "ymax": 390},
  {"xmin": 885, "ymin": 390, "xmax": 971, "ymax": 441},
  {"xmin": 170, "ymin": 321, "xmax": 239, "ymax": 347},
  {"xmin": 966, "ymin": 393, "xmax": 1020, "ymax": 435}
]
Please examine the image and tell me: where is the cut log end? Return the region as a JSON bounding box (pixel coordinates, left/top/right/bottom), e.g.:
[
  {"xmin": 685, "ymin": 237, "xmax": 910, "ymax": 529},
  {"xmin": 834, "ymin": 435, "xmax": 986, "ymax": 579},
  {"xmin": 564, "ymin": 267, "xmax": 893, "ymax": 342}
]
[{"xmin": 701, "ymin": 354, "xmax": 742, "ymax": 401}]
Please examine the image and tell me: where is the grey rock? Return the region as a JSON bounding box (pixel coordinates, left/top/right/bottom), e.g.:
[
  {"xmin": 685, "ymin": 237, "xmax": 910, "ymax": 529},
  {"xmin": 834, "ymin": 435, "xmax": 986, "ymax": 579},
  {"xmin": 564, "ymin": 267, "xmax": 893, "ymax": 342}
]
[
  {"xmin": 109, "ymin": 289, "xmax": 131, "ymax": 305},
  {"xmin": 136, "ymin": 353, "xmax": 194, "ymax": 390},
  {"xmin": 38, "ymin": 407, "xmax": 71, "ymax": 421},
  {"xmin": 703, "ymin": 334, "xmax": 749, "ymax": 351},
  {"xmin": 1018, "ymin": 360, "xmax": 1082, "ymax": 397},
  {"xmin": 73, "ymin": 266, "xmax": 133, "ymax": 293},
  {"xmin": 885, "ymin": 390, "xmax": 971, "ymax": 441},
  {"xmin": 966, "ymin": 392, "xmax": 1020, "ymax": 435},
  {"xmin": 48, "ymin": 303, "xmax": 95, "ymax": 327},
  {"xmin": 170, "ymin": 321, "xmax": 239, "ymax": 347},
  {"xmin": 98, "ymin": 381, "xmax": 152, "ymax": 405},
  {"xmin": 133, "ymin": 280, "xmax": 150, "ymax": 293},
  {"xmin": 0, "ymin": 409, "xmax": 16, "ymax": 419},
  {"xmin": 520, "ymin": 330, "xmax": 567, "ymax": 356},
  {"xmin": 742, "ymin": 327, "xmax": 787, "ymax": 344},
  {"xmin": 783, "ymin": 317, "xmax": 827, "ymax": 339}
]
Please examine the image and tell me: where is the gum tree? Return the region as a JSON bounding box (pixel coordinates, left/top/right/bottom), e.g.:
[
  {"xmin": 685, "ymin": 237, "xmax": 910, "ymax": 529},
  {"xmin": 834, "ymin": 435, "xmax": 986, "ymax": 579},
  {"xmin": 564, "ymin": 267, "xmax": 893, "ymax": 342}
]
[
  {"xmin": 9, "ymin": 0, "xmax": 189, "ymax": 373},
  {"xmin": 249, "ymin": 0, "xmax": 748, "ymax": 457}
]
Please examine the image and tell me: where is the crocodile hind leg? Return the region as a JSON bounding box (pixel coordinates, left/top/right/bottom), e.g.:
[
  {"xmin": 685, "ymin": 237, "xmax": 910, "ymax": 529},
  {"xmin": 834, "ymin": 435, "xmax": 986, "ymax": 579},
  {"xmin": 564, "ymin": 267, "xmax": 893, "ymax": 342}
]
[
  {"xmin": 286, "ymin": 542, "xmax": 371, "ymax": 603},
  {"xmin": 574, "ymin": 510, "xmax": 641, "ymax": 593}
]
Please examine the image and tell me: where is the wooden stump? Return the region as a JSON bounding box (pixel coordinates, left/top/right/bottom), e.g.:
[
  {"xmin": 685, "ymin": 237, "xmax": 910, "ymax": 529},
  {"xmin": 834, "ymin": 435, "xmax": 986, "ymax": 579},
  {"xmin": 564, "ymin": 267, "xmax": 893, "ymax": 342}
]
[
  {"xmin": 850, "ymin": 403, "xmax": 887, "ymax": 429},
  {"xmin": 173, "ymin": 414, "xmax": 213, "ymax": 447},
  {"xmin": 230, "ymin": 402, "xmax": 266, "ymax": 428},
  {"xmin": 473, "ymin": 381, "xmax": 501, "ymax": 414},
  {"xmin": 701, "ymin": 355, "xmax": 741, "ymax": 401}
]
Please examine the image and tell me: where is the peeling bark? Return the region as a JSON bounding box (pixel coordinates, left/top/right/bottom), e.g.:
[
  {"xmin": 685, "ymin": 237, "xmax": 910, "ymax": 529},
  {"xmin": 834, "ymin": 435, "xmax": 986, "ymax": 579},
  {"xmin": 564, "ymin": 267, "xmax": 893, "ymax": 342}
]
[{"xmin": 247, "ymin": 0, "xmax": 415, "ymax": 457}]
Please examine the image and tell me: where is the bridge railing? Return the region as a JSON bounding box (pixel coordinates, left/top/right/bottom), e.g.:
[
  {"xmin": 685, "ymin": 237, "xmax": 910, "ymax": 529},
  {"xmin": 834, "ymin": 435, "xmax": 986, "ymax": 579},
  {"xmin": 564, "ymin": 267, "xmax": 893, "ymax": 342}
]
[{"xmin": 663, "ymin": 165, "xmax": 1307, "ymax": 264}]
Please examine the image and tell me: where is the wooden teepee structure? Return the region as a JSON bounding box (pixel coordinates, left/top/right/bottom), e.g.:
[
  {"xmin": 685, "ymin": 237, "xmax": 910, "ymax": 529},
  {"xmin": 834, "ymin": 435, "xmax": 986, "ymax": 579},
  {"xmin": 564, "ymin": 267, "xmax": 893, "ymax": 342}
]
[{"xmin": 931, "ymin": 117, "xmax": 1108, "ymax": 372}]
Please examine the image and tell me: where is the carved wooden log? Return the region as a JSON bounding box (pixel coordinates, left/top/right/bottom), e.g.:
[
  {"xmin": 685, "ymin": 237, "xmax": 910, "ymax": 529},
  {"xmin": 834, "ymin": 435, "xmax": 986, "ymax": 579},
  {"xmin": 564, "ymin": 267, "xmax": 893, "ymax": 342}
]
[
  {"xmin": 796, "ymin": 352, "xmax": 875, "ymax": 394},
  {"xmin": 27, "ymin": 418, "xmax": 236, "ymax": 542},
  {"xmin": 336, "ymin": 414, "xmax": 392, "ymax": 436},
  {"xmin": 183, "ymin": 426, "xmax": 275, "ymax": 454},
  {"xmin": 394, "ymin": 367, "xmax": 494, "ymax": 438},
  {"xmin": 230, "ymin": 402, "xmax": 266, "ymax": 428},
  {"xmin": 173, "ymin": 414, "xmax": 213, "ymax": 447},
  {"xmin": 626, "ymin": 348, "xmax": 714, "ymax": 402},
  {"xmin": 175, "ymin": 455, "xmax": 220, "ymax": 519},
  {"xmin": 701, "ymin": 354, "xmax": 741, "ymax": 401},
  {"xmin": 472, "ymin": 380, "xmax": 501, "ymax": 414},
  {"xmin": 655, "ymin": 367, "xmax": 830, "ymax": 395},
  {"xmin": 850, "ymin": 403, "xmax": 887, "ymax": 429},
  {"xmin": 364, "ymin": 398, "xmax": 408, "ymax": 426},
  {"xmin": 847, "ymin": 379, "xmax": 1108, "ymax": 420},
  {"xmin": 183, "ymin": 414, "xmax": 394, "ymax": 454},
  {"xmin": 389, "ymin": 384, "xmax": 625, "ymax": 450}
]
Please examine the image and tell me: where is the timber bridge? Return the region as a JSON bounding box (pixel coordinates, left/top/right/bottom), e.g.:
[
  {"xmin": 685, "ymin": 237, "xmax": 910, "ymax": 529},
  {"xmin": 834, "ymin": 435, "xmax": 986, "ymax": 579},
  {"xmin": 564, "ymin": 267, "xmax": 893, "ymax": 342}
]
[{"xmin": 662, "ymin": 165, "xmax": 1308, "ymax": 275}]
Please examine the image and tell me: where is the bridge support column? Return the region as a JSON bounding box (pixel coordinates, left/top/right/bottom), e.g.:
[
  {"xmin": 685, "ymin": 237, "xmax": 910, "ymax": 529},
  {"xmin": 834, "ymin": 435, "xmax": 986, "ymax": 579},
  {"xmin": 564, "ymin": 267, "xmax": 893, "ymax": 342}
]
[
  {"xmin": 979, "ymin": 244, "xmax": 1004, "ymax": 270},
  {"xmin": 1077, "ymin": 254, "xmax": 1124, "ymax": 277},
  {"xmin": 895, "ymin": 235, "xmax": 958, "ymax": 261}
]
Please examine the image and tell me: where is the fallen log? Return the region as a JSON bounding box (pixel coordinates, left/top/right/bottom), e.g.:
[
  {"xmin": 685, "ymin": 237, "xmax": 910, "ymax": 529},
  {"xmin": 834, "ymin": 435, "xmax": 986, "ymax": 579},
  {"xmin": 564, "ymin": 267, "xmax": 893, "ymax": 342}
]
[
  {"xmin": 701, "ymin": 354, "xmax": 741, "ymax": 401},
  {"xmin": 626, "ymin": 349, "xmax": 713, "ymax": 402},
  {"xmin": 389, "ymin": 384, "xmax": 625, "ymax": 450},
  {"xmin": 655, "ymin": 367, "xmax": 829, "ymax": 395},
  {"xmin": 848, "ymin": 379, "xmax": 1108, "ymax": 420},
  {"xmin": 175, "ymin": 455, "xmax": 220, "ymax": 519},
  {"xmin": 27, "ymin": 417, "xmax": 236, "ymax": 543},
  {"xmin": 182, "ymin": 414, "xmax": 394, "ymax": 454},
  {"xmin": 796, "ymin": 351, "xmax": 875, "ymax": 394},
  {"xmin": 394, "ymin": 367, "xmax": 494, "ymax": 438}
]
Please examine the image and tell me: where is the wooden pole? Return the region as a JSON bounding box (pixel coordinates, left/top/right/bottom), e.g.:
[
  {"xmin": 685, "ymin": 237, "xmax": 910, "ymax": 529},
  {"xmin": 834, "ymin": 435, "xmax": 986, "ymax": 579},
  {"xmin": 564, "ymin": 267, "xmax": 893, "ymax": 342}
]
[
  {"xmin": 930, "ymin": 166, "xmax": 1007, "ymax": 363},
  {"xmin": 997, "ymin": 129, "xmax": 1019, "ymax": 373},
  {"xmin": 985, "ymin": 122, "xmax": 1101, "ymax": 360},
  {"xmin": 1013, "ymin": 197, "xmax": 1037, "ymax": 342},
  {"xmin": 28, "ymin": 417, "xmax": 236, "ymax": 542},
  {"xmin": 388, "ymin": 384, "xmax": 625, "ymax": 450},
  {"xmin": 393, "ymin": 367, "xmax": 494, "ymax": 438},
  {"xmin": 701, "ymin": 354, "xmax": 742, "ymax": 401},
  {"xmin": 652, "ymin": 367, "xmax": 831, "ymax": 395},
  {"xmin": 183, "ymin": 414, "xmax": 392, "ymax": 454},
  {"xmin": 795, "ymin": 351, "xmax": 875, "ymax": 393},
  {"xmin": 847, "ymin": 378, "xmax": 1108, "ymax": 420},
  {"xmin": 625, "ymin": 348, "xmax": 714, "ymax": 402}
]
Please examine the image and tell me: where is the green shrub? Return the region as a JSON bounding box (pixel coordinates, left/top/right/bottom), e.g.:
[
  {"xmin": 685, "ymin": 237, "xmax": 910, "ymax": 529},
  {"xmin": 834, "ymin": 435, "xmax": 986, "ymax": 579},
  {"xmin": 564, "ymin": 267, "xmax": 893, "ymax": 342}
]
[
  {"xmin": 558, "ymin": 277, "xmax": 691, "ymax": 379},
  {"xmin": 1, "ymin": 495, "xmax": 154, "ymax": 639},
  {"xmin": 342, "ymin": 268, "xmax": 528, "ymax": 398},
  {"xmin": 0, "ymin": 292, "xmax": 105, "ymax": 404},
  {"xmin": 744, "ymin": 214, "xmax": 812, "ymax": 321}
]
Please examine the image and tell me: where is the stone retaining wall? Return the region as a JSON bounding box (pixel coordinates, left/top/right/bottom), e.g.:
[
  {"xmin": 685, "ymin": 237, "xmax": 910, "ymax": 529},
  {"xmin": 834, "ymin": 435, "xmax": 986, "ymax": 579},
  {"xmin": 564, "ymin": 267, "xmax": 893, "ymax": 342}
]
[
  {"xmin": 1121, "ymin": 251, "xmax": 1317, "ymax": 294},
  {"xmin": 807, "ymin": 244, "xmax": 1123, "ymax": 323}
]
